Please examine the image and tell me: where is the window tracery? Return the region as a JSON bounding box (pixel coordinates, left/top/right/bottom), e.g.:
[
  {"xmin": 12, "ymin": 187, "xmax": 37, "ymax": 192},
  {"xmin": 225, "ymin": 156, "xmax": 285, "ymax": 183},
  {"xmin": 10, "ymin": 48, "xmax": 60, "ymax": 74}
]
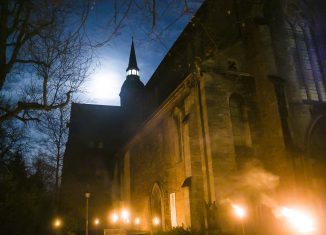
[{"xmin": 285, "ymin": 13, "xmax": 326, "ymax": 101}]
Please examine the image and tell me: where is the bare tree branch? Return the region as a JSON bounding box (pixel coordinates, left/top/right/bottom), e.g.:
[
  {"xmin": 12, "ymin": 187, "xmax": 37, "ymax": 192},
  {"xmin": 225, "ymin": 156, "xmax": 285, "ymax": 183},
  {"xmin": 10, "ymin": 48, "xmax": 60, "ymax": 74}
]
[
  {"xmin": 0, "ymin": 0, "xmax": 92, "ymax": 124},
  {"xmin": 0, "ymin": 91, "xmax": 72, "ymax": 123},
  {"xmin": 35, "ymin": 105, "xmax": 70, "ymax": 202}
]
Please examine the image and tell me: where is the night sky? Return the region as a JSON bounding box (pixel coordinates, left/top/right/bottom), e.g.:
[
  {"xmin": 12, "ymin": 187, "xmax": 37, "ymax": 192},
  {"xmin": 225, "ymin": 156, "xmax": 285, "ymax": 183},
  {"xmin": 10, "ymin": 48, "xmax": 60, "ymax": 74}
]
[
  {"xmin": 0, "ymin": 0, "xmax": 203, "ymax": 159},
  {"xmin": 82, "ymin": 0, "xmax": 203, "ymax": 105}
]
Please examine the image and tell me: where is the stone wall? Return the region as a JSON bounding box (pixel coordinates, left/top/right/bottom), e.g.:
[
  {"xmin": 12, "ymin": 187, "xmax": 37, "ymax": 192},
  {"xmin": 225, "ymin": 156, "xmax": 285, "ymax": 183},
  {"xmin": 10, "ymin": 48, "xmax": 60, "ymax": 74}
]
[{"xmin": 119, "ymin": 80, "xmax": 206, "ymax": 231}]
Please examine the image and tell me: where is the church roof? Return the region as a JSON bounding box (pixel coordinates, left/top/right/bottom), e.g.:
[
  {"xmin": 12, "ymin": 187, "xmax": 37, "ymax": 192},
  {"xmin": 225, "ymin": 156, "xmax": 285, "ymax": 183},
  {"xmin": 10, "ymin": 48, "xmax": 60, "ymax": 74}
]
[
  {"xmin": 143, "ymin": 0, "xmax": 236, "ymax": 112},
  {"xmin": 126, "ymin": 39, "xmax": 139, "ymax": 71},
  {"xmin": 66, "ymin": 103, "xmax": 126, "ymax": 156}
]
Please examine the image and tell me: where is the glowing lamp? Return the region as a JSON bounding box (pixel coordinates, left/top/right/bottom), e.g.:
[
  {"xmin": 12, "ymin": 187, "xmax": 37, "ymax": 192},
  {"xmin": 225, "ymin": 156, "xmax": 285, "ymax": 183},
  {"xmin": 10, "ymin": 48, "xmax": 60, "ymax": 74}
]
[
  {"xmin": 94, "ymin": 218, "xmax": 100, "ymax": 226},
  {"xmin": 279, "ymin": 207, "xmax": 316, "ymax": 234},
  {"xmin": 121, "ymin": 209, "xmax": 130, "ymax": 219},
  {"xmin": 111, "ymin": 213, "xmax": 119, "ymax": 223},
  {"xmin": 232, "ymin": 204, "xmax": 246, "ymax": 220},
  {"xmin": 53, "ymin": 218, "xmax": 62, "ymax": 228},
  {"xmin": 134, "ymin": 217, "xmax": 140, "ymax": 225},
  {"xmin": 153, "ymin": 217, "xmax": 160, "ymax": 226}
]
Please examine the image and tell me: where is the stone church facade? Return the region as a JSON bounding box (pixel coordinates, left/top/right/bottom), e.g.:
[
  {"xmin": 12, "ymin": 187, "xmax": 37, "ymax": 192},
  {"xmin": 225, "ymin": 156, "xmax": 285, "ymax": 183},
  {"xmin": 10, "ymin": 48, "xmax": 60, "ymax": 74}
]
[{"xmin": 61, "ymin": 0, "xmax": 326, "ymax": 234}]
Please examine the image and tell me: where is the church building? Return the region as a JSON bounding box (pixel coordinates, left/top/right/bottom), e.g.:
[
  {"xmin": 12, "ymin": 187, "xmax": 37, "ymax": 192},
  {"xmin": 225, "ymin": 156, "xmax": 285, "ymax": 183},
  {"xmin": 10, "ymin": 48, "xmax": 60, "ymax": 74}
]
[{"xmin": 61, "ymin": 0, "xmax": 326, "ymax": 234}]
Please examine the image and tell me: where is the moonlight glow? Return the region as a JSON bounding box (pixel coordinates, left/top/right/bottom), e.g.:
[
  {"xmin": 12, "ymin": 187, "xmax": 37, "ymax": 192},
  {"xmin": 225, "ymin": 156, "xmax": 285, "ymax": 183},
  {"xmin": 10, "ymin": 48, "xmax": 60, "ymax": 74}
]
[
  {"xmin": 87, "ymin": 63, "xmax": 123, "ymax": 105},
  {"xmin": 82, "ymin": 40, "xmax": 160, "ymax": 106}
]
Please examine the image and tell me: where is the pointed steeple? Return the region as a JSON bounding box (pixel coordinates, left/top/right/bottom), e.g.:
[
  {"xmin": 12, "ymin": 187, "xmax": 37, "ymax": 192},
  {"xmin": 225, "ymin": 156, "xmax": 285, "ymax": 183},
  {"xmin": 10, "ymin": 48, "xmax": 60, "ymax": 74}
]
[
  {"xmin": 126, "ymin": 38, "xmax": 139, "ymax": 72},
  {"xmin": 120, "ymin": 38, "xmax": 144, "ymax": 108}
]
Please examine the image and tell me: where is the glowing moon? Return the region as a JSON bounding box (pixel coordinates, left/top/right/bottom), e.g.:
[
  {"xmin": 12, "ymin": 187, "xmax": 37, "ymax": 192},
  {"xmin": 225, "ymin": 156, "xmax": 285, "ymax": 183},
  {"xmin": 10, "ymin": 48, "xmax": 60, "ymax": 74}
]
[{"xmin": 86, "ymin": 62, "xmax": 124, "ymax": 105}]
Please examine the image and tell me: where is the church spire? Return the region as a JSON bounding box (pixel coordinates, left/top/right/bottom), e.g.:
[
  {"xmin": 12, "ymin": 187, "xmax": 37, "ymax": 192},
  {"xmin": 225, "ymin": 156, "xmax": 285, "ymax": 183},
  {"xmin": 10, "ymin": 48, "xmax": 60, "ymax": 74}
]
[
  {"xmin": 126, "ymin": 38, "xmax": 139, "ymax": 75},
  {"xmin": 120, "ymin": 38, "xmax": 144, "ymax": 108}
]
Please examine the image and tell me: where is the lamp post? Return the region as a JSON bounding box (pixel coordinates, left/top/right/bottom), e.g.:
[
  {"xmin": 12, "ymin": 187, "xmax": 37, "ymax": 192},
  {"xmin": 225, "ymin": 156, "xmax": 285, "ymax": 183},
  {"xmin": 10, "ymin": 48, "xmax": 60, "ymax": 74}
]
[{"xmin": 85, "ymin": 192, "xmax": 91, "ymax": 235}]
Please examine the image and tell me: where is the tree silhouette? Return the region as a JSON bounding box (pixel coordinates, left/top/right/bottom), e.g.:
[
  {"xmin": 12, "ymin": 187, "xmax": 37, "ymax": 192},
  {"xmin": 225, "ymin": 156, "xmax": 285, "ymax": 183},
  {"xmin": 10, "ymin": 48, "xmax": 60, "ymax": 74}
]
[{"xmin": 0, "ymin": 0, "xmax": 92, "ymax": 123}]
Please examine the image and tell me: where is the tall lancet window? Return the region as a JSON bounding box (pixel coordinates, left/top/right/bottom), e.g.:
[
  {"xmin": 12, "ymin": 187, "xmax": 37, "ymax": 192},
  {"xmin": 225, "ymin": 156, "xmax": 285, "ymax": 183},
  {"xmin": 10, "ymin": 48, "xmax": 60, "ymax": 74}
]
[
  {"xmin": 286, "ymin": 21, "xmax": 326, "ymax": 102},
  {"xmin": 172, "ymin": 107, "xmax": 184, "ymax": 163},
  {"xmin": 229, "ymin": 95, "xmax": 252, "ymax": 147}
]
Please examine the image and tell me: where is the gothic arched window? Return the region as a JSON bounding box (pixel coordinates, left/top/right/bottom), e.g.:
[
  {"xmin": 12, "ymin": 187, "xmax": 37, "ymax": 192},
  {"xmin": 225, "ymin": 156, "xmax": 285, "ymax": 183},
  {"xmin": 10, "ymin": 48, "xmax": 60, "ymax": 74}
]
[
  {"xmin": 286, "ymin": 21, "xmax": 326, "ymax": 102},
  {"xmin": 229, "ymin": 94, "xmax": 252, "ymax": 147},
  {"xmin": 308, "ymin": 116, "xmax": 326, "ymax": 176},
  {"xmin": 150, "ymin": 183, "xmax": 164, "ymax": 230}
]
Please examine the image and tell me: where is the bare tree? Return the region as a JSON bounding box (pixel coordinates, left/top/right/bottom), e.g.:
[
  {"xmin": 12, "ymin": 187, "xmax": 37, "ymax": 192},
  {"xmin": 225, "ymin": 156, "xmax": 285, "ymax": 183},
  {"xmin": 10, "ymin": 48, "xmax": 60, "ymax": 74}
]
[
  {"xmin": 0, "ymin": 0, "xmax": 203, "ymax": 125},
  {"xmin": 35, "ymin": 106, "xmax": 70, "ymax": 202},
  {"xmin": 89, "ymin": 0, "xmax": 203, "ymax": 47},
  {"xmin": 0, "ymin": 120, "xmax": 28, "ymax": 163},
  {"xmin": 0, "ymin": 0, "xmax": 92, "ymax": 123}
]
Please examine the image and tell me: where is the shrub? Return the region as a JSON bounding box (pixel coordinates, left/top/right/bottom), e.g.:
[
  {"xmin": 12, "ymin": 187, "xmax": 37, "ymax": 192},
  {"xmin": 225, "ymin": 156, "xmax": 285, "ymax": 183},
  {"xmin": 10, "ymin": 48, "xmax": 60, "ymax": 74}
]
[{"xmin": 154, "ymin": 227, "xmax": 201, "ymax": 235}]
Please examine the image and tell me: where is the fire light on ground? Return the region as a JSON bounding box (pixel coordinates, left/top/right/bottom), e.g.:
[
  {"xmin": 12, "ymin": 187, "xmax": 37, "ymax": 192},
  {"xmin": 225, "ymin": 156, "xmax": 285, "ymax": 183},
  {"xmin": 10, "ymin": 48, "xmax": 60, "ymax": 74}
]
[
  {"xmin": 109, "ymin": 208, "xmax": 142, "ymax": 227},
  {"xmin": 278, "ymin": 207, "xmax": 317, "ymax": 234}
]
